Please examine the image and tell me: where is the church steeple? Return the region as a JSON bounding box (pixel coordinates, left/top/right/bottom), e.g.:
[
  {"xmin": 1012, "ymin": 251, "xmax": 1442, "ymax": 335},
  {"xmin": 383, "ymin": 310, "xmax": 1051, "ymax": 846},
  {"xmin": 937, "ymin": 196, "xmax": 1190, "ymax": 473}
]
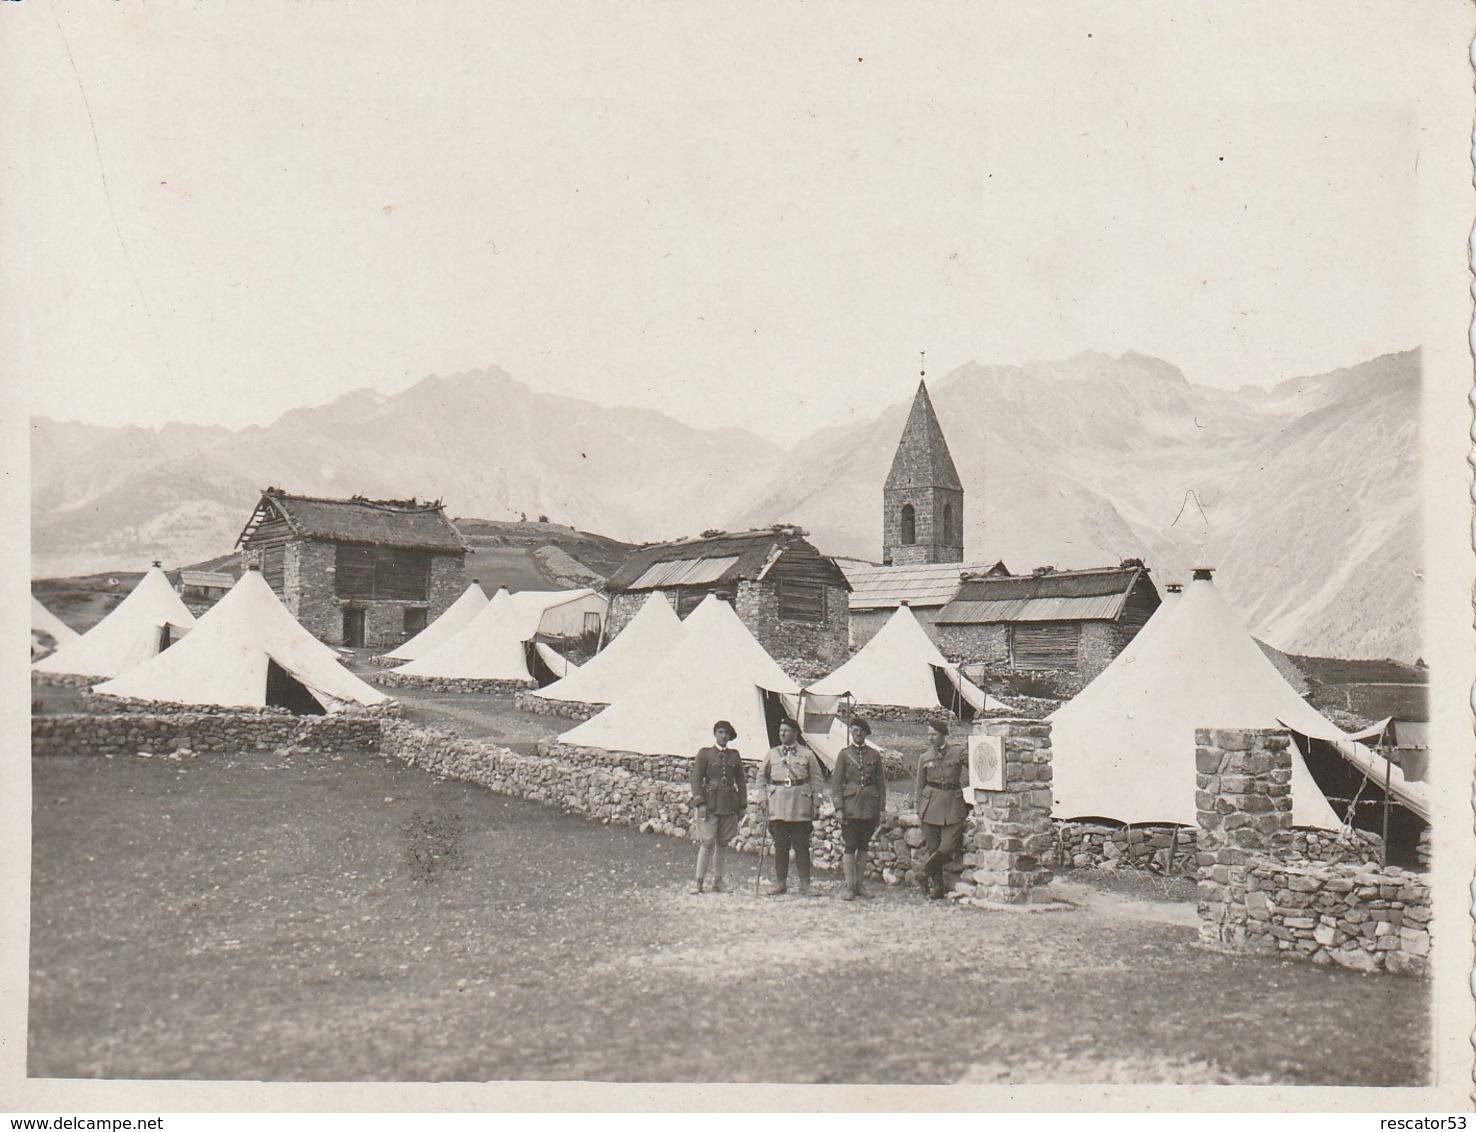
[{"xmin": 883, "ymin": 378, "xmax": 964, "ymax": 566}]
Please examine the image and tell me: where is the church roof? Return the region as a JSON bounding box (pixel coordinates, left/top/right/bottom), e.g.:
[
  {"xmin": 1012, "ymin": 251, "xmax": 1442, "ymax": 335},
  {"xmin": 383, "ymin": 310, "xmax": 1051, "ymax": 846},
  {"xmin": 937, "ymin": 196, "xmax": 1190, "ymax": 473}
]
[{"xmin": 884, "ymin": 380, "xmax": 963, "ymax": 492}]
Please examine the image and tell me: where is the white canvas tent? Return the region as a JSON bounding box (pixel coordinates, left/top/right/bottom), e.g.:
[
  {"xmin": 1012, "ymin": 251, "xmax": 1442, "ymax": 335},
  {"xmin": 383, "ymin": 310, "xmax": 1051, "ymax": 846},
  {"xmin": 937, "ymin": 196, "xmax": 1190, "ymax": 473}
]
[
  {"xmin": 379, "ymin": 581, "xmax": 490, "ymax": 662},
  {"xmin": 94, "ymin": 569, "xmax": 388, "ymax": 711},
  {"xmin": 560, "ymin": 594, "xmax": 799, "ymax": 760},
  {"xmin": 392, "ymin": 587, "xmax": 602, "ymax": 683},
  {"xmin": 530, "ymin": 591, "xmax": 685, "ymax": 707},
  {"xmin": 33, "ymin": 565, "xmax": 196, "ymax": 679},
  {"xmin": 31, "ymin": 596, "xmax": 81, "ymax": 649},
  {"xmin": 807, "ymin": 603, "xmax": 1003, "ymax": 717},
  {"xmin": 1049, "ymin": 573, "xmax": 1426, "ymax": 828}
]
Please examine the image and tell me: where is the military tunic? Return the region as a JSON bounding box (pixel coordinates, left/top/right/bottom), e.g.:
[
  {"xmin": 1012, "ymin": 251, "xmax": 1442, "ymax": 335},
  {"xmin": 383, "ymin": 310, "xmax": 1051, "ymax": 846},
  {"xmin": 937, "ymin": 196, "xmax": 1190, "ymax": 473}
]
[
  {"xmin": 915, "ymin": 742, "xmax": 969, "ymax": 861},
  {"xmin": 690, "ymin": 743, "xmax": 747, "ymax": 845},
  {"xmin": 833, "ymin": 742, "xmax": 887, "ymax": 853}
]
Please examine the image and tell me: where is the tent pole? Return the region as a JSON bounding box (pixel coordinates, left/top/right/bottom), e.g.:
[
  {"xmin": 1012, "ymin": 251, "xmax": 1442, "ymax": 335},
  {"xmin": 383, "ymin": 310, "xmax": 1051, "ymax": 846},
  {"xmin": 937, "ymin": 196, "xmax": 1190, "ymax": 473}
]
[{"xmin": 1380, "ymin": 725, "xmax": 1391, "ymax": 869}]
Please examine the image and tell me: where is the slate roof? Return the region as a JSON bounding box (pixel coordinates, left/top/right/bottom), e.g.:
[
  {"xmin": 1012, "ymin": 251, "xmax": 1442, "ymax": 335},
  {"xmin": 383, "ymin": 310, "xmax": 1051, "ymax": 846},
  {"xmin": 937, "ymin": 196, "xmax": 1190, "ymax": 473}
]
[
  {"xmin": 606, "ymin": 527, "xmax": 849, "ymax": 592},
  {"xmin": 237, "ymin": 489, "xmax": 467, "ymax": 553},
  {"xmin": 936, "ymin": 565, "xmax": 1148, "ymax": 624},
  {"xmin": 842, "ymin": 560, "xmax": 1008, "ymax": 611},
  {"xmin": 884, "ymin": 381, "xmax": 963, "ymax": 492}
]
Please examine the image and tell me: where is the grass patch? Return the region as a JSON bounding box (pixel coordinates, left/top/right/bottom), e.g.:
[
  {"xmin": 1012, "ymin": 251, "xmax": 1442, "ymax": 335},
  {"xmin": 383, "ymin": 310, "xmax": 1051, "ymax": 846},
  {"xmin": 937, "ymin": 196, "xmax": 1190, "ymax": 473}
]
[{"xmin": 29, "ymin": 745, "xmax": 1430, "ymax": 1084}]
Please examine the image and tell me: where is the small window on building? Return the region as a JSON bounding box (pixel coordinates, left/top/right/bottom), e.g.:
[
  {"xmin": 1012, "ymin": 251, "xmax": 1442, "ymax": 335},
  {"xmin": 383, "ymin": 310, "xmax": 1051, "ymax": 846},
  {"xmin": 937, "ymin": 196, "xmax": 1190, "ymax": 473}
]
[
  {"xmin": 943, "ymin": 502, "xmax": 955, "ymax": 545},
  {"xmin": 583, "ymin": 611, "xmax": 601, "ymax": 637},
  {"xmin": 1011, "ymin": 623, "xmax": 1080, "ymax": 670},
  {"xmin": 900, "ymin": 503, "xmax": 916, "ymax": 545},
  {"xmin": 778, "ymin": 578, "xmax": 826, "ymax": 623}
]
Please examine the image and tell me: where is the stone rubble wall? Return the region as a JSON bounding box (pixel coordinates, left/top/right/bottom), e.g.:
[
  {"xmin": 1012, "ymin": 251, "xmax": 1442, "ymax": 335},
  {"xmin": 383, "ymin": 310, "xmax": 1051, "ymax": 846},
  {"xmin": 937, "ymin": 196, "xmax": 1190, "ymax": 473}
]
[
  {"xmin": 373, "ymin": 673, "xmax": 535, "ymax": 695},
  {"xmin": 514, "ymin": 692, "xmax": 605, "ymax": 721},
  {"xmin": 1208, "ymin": 859, "xmax": 1431, "ymax": 977},
  {"xmin": 1047, "ymin": 821, "xmax": 1382, "ymax": 875},
  {"xmin": 31, "ymin": 672, "xmax": 98, "ymax": 688},
  {"xmin": 32, "ymin": 711, "xmax": 385, "ymax": 759},
  {"xmin": 1194, "ymin": 727, "xmax": 1430, "ymax": 979}
]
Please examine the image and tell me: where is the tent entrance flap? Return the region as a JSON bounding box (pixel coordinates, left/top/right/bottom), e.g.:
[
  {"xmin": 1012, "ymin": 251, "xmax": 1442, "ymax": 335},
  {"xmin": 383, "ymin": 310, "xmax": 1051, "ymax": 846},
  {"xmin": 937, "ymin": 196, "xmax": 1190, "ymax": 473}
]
[
  {"xmin": 525, "ymin": 641, "xmax": 561, "ymax": 688},
  {"xmin": 932, "ymin": 665, "xmax": 976, "ymax": 721},
  {"xmin": 266, "ymin": 659, "xmax": 326, "ymax": 715}
]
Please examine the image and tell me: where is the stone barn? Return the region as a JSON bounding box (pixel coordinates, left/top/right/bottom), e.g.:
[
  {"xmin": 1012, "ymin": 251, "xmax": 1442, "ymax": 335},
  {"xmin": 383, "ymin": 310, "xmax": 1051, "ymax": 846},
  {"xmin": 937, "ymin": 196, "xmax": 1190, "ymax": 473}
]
[
  {"xmin": 933, "ymin": 561, "xmax": 1161, "ymax": 695},
  {"xmin": 236, "ymin": 488, "xmax": 468, "ymax": 648},
  {"xmin": 603, "ymin": 526, "xmax": 850, "ymax": 681}
]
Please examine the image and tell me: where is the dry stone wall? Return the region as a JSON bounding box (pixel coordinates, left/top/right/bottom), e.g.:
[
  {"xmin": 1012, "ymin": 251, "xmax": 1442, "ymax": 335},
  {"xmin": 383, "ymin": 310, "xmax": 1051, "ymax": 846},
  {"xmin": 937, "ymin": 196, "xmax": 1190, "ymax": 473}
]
[
  {"xmin": 514, "ymin": 692, "xmax": 604, "ymax": 721},
  {"xmin": 1195, "ymin": 727, "xmax": 1430, "ymax": 979},
  {"xmin": 374, "ymin": 673, "xmax": 534, "ymax": 695},
  {"xmin": 32, "ymin": 712, "xmax": 384, "ymax": 758}
]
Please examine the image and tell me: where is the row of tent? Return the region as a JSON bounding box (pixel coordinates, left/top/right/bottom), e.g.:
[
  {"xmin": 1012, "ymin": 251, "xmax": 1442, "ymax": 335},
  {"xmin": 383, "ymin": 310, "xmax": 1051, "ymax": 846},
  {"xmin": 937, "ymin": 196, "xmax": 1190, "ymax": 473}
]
[
  {"xmin": 31, "ymin": 566, "xmax": 1427, "ymax": 836},
  {"xmin": 34, "ymin": 566, "xmax": 388, "ymax": 713}
]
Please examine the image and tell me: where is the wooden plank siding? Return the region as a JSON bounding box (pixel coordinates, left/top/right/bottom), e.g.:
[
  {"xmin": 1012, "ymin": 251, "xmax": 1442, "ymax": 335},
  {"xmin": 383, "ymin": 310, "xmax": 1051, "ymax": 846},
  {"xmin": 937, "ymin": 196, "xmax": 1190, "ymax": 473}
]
[
  {"xmin": 1010, "ymin": 622, "xmax": 1081, "ymax": 670},
  {"xmin": 1116, "ymin": 575, "xmax": 1160, "ymax": 637},
  {"xmin": 334, "ymin": 545, "xmax": 432, "ymax": 601},
  {"xmin": 772, "ymin": 548, "xmax": 837, "ymax": 623}
]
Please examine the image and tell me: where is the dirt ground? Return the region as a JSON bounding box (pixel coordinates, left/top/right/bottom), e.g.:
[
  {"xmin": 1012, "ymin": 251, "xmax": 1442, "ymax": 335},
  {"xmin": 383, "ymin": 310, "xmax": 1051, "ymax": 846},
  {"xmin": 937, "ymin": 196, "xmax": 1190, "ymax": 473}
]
[{"xmin": 29, "ymin": 738, "xmax": 1429, "ymax": 1085}]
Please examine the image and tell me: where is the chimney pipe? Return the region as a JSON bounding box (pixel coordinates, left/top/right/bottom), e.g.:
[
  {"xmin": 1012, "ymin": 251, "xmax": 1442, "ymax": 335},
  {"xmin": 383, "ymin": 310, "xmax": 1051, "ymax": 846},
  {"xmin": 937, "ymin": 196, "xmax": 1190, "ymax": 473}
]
[{"xmin": 1191, "ymin": 567, "xmax": 1214, "ymax": 581}]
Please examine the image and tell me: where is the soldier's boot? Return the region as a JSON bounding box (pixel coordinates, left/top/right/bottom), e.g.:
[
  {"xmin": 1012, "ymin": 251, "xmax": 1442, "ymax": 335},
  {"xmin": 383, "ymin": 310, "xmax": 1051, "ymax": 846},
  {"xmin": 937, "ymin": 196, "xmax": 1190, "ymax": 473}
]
[
  {"xmin": 928, "ymin": 857, "xmax": 948, "ymax": 900},
  {"xmin": 689, "ymin": 843, "xmax": 711, "ymax": 894},
  {"xmin": 916, "ymin": 851, "xmax": 942, "ymax": 896},
  {"xmin": 853, "ymin": 849, "xmax": 872, "ymax": 898},
  {"xmin": 710, "ymin": 845, "xmax": 732, "ymax": 892},
  {"xmin": 796, "ymin": 857, "xmax": 818, "ymax": 897},
  {"xmin": 839, "ymin": 852, "xmax": 856, "ymax": 901},
  {"xmin": 766, "ymin": 852, "xmax": 788, "ymax": 896}
]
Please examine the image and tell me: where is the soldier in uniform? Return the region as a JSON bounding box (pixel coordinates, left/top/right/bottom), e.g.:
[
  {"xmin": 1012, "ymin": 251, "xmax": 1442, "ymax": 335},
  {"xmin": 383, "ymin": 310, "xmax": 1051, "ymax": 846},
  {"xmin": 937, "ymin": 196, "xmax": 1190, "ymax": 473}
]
[
  {"xmin": 758, "ymin": 718, "xmax": 826, "ymax": 897},
  {"xmin": 831, "ymin": 717, "xmax": 886, "ymax": 902},
  {"xmin": 689, "ymin": 719, "xmax": 748, "ymax": 894},
  {"xmin": 914, "ymin": 719, "xmax": 968, "ymax": 899}
]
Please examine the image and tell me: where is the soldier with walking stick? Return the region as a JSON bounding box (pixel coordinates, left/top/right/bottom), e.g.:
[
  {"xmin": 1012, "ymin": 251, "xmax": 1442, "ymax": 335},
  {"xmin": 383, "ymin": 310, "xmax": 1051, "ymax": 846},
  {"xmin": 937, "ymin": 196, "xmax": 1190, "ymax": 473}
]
[{"xmin": 688, "ymin": 719, "xmax": 747, "ymax": 894}]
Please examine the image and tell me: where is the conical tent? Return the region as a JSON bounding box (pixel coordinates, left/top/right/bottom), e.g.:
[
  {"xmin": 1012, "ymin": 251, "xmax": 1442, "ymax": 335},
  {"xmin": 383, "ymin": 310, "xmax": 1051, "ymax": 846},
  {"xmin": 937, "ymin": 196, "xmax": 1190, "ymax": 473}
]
[
  {"xmin": 33, "ymin": 566, "xmax": 196, "ymax": 679},
  {"xmin": 94, "ymin": 570, "xmax": 387, "ymax": 711},
  {"xmin": 530, "ymin": 591, "xmax": 685, "ymax": 706},
  {"xmin": 31, "ymin": 596, "xmax": 81, "ymax": 647},
  {"xmin": 807, "ymin": 603, "xmax": 991, "ymax": 715},
  {"xmin": 380, "ymin": 581, "xmax": 490, "ymax": 662},
  {"xmin": 560, "ymin": 594, "xmax": 799, "ymax": 760},
  {"xmin": 393, "ymin": 588, "xmax": 599, "ymax": 682},
  {"xmin": 1047, "ymin": 575, "xmax": 1416, "ymax": 829}
]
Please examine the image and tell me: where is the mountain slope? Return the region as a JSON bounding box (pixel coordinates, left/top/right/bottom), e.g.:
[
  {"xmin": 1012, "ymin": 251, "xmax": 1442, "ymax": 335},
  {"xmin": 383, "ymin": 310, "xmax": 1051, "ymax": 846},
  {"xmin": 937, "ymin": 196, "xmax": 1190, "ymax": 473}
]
[
  {"xmin": 30, "ymin": 367, "xmax": 781, "ymax": 578},
  {"xmin": 732, "ymin": 350, "xmax": 1421, "ymax": 658}
]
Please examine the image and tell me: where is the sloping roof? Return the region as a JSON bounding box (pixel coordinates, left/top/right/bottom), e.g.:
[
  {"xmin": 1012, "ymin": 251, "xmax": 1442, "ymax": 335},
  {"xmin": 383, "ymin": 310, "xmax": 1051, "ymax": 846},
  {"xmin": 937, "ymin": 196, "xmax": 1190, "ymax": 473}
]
[
  {"xmin": 843, "ymin": 560, "xmax": 1007, "ymax": 611},
  {"xmin": 884, "ymin": 381, "xmax": 963, "ymax": 492},
  {"xmin": 237, "ymin": 489, "xmax": 467, "ymax": 552},
  {"xmin": 606, "ymin": 528, "xmax": 848, "ymax": 592},
  {"xmin": 32, "ymin": 566, "xmax": 198, "ymax": 679},
  {"xmin": 936, "ymin": 565, "xmax": 1147, "ymax": 625},
  {"xmin": 559, "ymin": 594, "xmax": 799, "ymax": 759},
  {"xmin": 1047, "ymin": 575, "xmax": 1428, "ymax": 827},
  {"xmin": 94, "ymin": 570, "xmax": 387, "ymax": 710}
]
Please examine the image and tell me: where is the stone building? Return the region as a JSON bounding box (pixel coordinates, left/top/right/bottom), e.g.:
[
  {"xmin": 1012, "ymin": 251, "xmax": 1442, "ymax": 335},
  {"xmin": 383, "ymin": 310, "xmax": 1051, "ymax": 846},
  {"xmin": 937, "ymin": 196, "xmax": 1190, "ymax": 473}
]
[
  {"xmin": 603, "ymin": 526, "xmax": 850, "ymax": 680},
  {"xmin": 883, "ymin": 380, "xmax": 965, "ymax": 566},
  {"xmin": 933, "ymin": 561, "xmax": 1160, "ymax": 694},
  {"xmin": 236, "ymin": 488, "xmax": 468, "ymax": 649},
  {"xmin": 841, "ymin": 558, "xmax": 1009, "ymax": 650}
]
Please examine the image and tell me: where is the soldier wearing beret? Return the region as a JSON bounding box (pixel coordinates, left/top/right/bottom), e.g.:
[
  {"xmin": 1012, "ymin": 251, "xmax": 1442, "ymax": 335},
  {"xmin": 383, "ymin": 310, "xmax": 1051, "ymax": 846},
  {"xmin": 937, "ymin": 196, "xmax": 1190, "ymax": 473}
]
[
  {"xmin": 914, "ymin": 719, "xmax": 968, "ymax": 899},
  {"xmin": 831, "ymin": 717, "xmax": 887, "ymax": 901},
  {"xmin": 689, "ymin": 719, "xmax": 748, "ymax": 894},
  {"xmin": 758, "ymin": 718, "xmax": 826, "ymax": 897}
]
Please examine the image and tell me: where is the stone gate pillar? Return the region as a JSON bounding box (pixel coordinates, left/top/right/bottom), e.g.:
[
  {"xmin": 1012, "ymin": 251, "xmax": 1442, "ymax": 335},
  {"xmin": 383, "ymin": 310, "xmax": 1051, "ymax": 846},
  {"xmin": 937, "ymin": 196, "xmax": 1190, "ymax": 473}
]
[
  {"xmin": 963, "ymin": 718, "xmax": 1053, "ymax": 903},
  {"xmin": 1195, "ymin": 727, "xmax": 1293, "ymax": 946}
]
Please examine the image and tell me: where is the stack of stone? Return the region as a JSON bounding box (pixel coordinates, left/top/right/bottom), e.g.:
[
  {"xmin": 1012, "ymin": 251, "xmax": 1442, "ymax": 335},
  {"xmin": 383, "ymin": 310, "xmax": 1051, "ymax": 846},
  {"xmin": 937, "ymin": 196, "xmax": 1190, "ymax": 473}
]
[
  {"xmin": 951, "ymin": 719, "xmax": 1053, "ymax": 903},
  {"xmin": 374, "ymin": 673, "xmax": 534, "ymax": 694},
  {"xmin": 514, "ymin": 691, "xmax": 604, "ymax": 721}
]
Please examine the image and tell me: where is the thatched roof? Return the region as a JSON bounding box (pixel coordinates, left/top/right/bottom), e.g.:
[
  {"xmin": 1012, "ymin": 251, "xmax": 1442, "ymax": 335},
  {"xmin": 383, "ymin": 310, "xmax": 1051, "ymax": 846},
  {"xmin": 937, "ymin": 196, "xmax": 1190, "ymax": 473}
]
[{"xmin": 236, "ymin": 489, "xmax": 468, "ymax": 553}]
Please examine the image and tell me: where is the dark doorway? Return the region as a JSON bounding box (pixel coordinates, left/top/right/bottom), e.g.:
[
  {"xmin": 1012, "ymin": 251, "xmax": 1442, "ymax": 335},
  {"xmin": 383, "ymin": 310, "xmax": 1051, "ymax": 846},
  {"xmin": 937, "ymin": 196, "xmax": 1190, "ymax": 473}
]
[
  {"xmin": 158, "ymin": 624, "xmax": 174, "ymax": 652},
  {"xmin": 342, "ymin": 607, "xmax": 366, "ymax": 648},
  {"xmin": 933, "ymin": 665, "xmax": 976, "ymax": 722},
  {"xmin": 403, "ymin": 607, "xmax": 428, "ymax": 641},
  {"xmin": 265, "ymin": 659, "xmax": 325, "ymax": 715}
]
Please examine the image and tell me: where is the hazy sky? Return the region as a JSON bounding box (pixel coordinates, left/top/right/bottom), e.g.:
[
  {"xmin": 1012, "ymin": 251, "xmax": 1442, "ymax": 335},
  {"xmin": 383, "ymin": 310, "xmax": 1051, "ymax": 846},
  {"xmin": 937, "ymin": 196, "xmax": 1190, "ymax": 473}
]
[{"xmin": 3, "ymin": 3, "xmax": 1432, "ymax": 445}]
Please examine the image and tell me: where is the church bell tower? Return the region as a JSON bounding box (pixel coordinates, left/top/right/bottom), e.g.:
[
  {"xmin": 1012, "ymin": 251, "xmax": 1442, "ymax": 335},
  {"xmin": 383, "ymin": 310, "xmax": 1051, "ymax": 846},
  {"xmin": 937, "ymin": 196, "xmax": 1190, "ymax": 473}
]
[{"xmin": 883, "ymin": 376, "xmax": 964, "ymax": 566}]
